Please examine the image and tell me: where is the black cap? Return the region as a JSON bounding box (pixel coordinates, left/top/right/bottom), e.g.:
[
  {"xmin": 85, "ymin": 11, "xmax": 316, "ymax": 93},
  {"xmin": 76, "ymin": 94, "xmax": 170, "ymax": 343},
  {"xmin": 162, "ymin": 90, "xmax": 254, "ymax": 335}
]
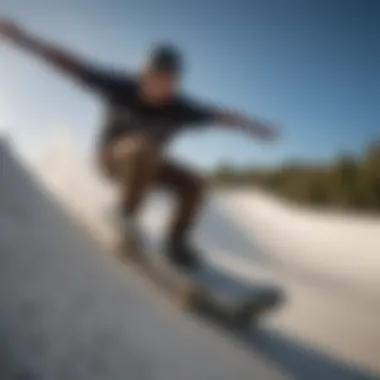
[{"xmin": 146, "ymin": 44, "xmax": 183, "ymax": 75}]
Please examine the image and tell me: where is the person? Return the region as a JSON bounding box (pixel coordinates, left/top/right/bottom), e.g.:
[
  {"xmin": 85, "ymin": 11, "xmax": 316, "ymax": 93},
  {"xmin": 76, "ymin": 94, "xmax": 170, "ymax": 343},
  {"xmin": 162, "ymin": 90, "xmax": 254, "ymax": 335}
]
[{"xmin": 0, "ymin": 18, "xmax": 278, "ymax": 270}]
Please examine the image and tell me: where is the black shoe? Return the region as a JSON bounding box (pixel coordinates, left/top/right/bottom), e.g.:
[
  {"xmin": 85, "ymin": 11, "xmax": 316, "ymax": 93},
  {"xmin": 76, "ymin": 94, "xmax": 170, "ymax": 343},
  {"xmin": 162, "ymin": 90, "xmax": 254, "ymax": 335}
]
[{"xmin": 165, "ymin": 238, "xmax": 200, "ymax": 271}]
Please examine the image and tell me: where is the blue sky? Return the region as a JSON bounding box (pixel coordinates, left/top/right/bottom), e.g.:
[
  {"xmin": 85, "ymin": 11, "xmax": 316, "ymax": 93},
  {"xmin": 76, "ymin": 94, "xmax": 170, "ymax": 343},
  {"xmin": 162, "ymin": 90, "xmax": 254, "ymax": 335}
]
[{"xmin": 0, "ymin": 0, "xmax": 379, "ymax": 169}]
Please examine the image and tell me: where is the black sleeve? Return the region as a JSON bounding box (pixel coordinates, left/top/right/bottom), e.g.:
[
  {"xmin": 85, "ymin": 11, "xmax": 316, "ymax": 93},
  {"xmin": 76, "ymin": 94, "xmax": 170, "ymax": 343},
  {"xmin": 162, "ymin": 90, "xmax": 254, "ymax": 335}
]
[
  {"xmin": 176, "ymin": 97, "xmax": 216, "ymax": 126},
  {"xmin": 75, "ymin": 64, "xmax": 129, "ymax": 97}
]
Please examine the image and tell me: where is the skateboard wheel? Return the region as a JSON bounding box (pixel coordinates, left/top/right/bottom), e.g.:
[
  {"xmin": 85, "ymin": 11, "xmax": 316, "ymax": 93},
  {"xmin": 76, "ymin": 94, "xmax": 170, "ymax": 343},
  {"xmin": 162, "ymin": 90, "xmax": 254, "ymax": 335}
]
[
  {"xmin": 234, "ymin": 305, "xmax": 253, "ymax": 331},
  {"xmin": 254, "ymin": 287, "xmax": 284, "ymax": 311},
  {"xmin": 234, "ymin": 289, "xmax": 284, "ymax": 331}
]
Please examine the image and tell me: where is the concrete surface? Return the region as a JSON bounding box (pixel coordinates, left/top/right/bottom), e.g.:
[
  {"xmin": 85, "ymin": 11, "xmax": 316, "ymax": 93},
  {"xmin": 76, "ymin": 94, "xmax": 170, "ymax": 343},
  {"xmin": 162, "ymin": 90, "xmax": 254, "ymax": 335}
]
[{"xmin": 1, "ymin": 136, "xmax": 378, "ymax": 379}]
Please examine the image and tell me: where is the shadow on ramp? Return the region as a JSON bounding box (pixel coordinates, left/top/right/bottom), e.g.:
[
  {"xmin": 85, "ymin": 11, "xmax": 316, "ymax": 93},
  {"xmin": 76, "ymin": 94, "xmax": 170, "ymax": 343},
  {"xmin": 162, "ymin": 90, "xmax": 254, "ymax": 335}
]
[
  {"xmin": 190, "ymin": 307, "xmax": 378, "ymax": 380},
  {"xmin": 251, "ymin": 329, "xmax": 378, "ymax": 380}
]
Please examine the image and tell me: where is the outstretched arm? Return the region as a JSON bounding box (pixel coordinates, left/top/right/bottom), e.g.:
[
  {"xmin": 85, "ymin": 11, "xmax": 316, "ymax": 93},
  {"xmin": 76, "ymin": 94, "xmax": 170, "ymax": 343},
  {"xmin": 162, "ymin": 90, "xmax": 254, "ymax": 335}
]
[
  {"xmin": 179, "ymin": 94, "xmax": 278, "ymax": 142},
  {"xmin": 0, "ymin": 18, "xmax": 117, "ymax": 91},
  {"xmin": 214, "ymin": 108, "xmax": 278, "ymax": 142}
]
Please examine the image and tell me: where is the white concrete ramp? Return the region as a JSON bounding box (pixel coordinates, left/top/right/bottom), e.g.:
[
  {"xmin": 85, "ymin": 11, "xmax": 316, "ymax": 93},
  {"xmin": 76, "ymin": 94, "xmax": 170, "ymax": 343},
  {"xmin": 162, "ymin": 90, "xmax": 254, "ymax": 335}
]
[
  {"xmin": 0, "ymin": 138, "xmax": 288, "ymax": 379},
  {"xmin": 1, "ymin": 138, "xmax": 379, "ymax": 380}
]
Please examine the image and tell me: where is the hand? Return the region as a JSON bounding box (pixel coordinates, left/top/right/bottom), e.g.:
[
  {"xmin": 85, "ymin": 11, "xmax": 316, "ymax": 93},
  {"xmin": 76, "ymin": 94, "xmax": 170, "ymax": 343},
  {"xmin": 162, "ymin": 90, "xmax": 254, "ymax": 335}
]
[
  {"xmin": 245, "ymin": 118, "xmax": 279, "ymax": 142},
  {"xmin": 0, "ymin": 18, "xmax": 24, "ymax": 41},
  {"xmin": 254, "ymin": 124, "xmax": 278, "ymax": 142}
]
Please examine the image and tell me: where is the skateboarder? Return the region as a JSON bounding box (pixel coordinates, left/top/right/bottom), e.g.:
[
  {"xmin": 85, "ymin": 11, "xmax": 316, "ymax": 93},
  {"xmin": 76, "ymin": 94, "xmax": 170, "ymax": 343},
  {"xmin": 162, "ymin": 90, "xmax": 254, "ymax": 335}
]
[{"xmin": 0, "ymin": 18, "xmax": 278, "ymax": 269}]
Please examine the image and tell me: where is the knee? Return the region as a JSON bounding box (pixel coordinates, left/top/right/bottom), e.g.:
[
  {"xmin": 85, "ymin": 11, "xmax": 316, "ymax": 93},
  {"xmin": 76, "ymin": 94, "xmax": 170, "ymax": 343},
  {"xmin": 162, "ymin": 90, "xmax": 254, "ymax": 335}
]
[{"xmin": 114, "ymin": 135, "xmax": 158, "ymax": 166}]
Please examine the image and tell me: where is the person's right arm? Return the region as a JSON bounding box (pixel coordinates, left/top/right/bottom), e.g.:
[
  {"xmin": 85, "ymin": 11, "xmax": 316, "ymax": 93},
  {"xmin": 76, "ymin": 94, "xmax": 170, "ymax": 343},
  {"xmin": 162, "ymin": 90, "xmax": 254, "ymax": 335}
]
[{"xmin": 0, "ymin": 18, "xmax": 118, "ymax": 93}]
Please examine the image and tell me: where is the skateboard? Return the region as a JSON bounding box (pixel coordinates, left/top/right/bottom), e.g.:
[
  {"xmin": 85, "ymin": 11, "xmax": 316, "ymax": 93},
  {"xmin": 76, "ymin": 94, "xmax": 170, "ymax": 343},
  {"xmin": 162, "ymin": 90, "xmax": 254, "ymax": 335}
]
[
  {"xmin": 183, "ymin": 263, "xmax": 283, "ymax": 329},
  {"xmin": 117, "ymin": 233, "xmax": 283, "ymax": 330}
]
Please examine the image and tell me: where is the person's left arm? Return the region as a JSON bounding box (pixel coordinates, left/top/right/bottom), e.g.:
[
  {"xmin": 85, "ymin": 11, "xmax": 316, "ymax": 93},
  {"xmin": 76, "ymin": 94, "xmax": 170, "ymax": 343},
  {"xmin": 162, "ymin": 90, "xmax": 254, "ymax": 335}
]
[
  {"xmin": 213, "ymin": 108, "xmax": 278, "ymax": 141},
  {"xmin": 178, "ymin": 97, "xmax": 278, "ymax": 142}
]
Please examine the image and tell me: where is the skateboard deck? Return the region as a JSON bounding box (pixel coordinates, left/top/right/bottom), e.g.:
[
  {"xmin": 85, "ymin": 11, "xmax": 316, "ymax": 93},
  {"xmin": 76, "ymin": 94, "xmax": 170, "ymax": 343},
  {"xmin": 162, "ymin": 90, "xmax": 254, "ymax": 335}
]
[
  {"xmin": 118, "ymin": 235, "xmax": 283, "ymax": 329},
  {"xmin": 185, "ymin": 263, "xmax": 283, "ymax": 328}
]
